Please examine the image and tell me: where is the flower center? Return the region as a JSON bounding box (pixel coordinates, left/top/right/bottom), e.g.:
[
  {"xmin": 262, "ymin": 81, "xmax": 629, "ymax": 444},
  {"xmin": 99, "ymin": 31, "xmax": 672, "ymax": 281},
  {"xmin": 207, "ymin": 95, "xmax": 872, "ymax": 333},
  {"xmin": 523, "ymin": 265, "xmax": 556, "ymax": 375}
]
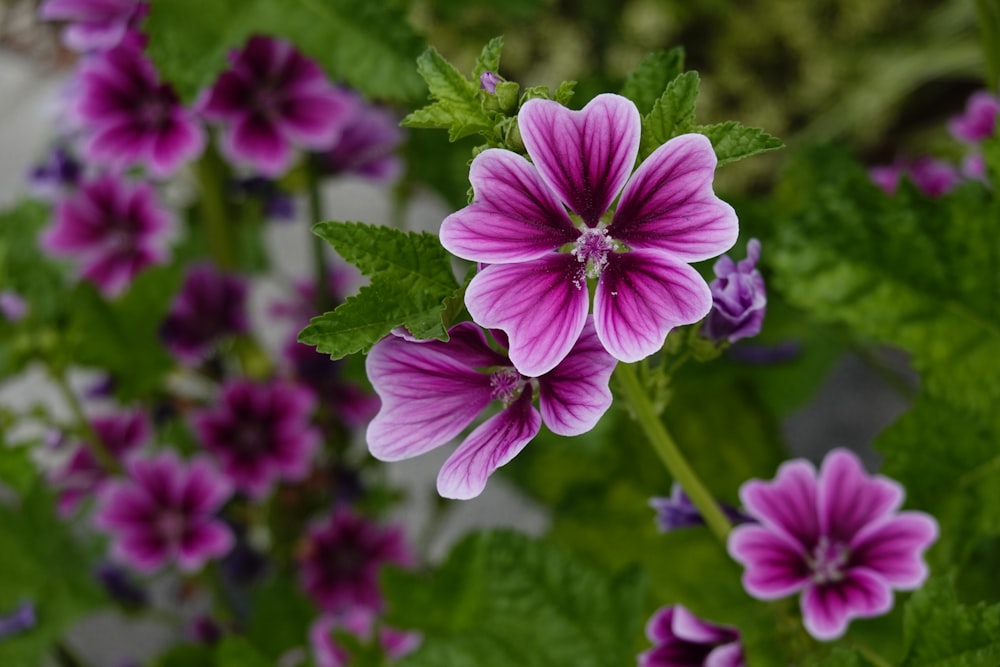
[
  {"xmin": 571, "ymin": 228, "xmax": 614, "ymax": 285},
  {"xmin": 808, "ymin": 536, "xmax": 850, "ymax": 584},
  {"xmin": 156, "ymin": 510, "xmax": 186, "ymax": 543},
  {"xmin": 489, "ymin": 368, "xmax": 523, "ymax": 405}
]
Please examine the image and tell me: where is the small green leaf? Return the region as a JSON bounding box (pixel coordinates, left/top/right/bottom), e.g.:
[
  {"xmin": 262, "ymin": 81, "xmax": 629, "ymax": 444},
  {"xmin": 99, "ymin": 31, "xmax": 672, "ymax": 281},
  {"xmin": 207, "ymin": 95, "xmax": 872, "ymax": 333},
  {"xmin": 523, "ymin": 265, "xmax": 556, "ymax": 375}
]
[
  {"xmin": 473, "ymin": 36, "xmax": 504, "ymax": 79},
  {"xmin": 621, "ymin": 48, "xmax": 686, "ymax": 115},
  {"xmin": 696, "ymin": 121, "xmax": 783, "ymax": 166},
  {"xmin": 901, "ymin": 577, "xmax": 1000, "ymax": 666},
  {"xmin": 0, "ymin": 446, "xmax": 35, "ymax": 496},
  {"xmin": 402, "ymin": 47, "xmax": 492, "ymax": 141},
  {"xmin": 640, "ymin": 71, "xmax": 700, "ymax": 157},
  {"xmin": 553, "ymin": 80, "xmax": 577, "ymax": 106}
]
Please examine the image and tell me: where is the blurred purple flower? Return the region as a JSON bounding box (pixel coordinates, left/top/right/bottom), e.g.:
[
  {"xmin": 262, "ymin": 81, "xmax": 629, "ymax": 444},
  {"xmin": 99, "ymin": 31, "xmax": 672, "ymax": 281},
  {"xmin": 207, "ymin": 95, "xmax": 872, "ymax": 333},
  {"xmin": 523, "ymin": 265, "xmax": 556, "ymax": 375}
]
[
  {"xmin": 282, "ymin": 337, "xmax": 380, "ymax": 429},
  {"xmin": 73, "ymin": 36, "xmax": 204, "ymax": 177},
  {"xmin": 948, "ymin": 90, "xmax": 999, "ymax": 143},
  {"xmin": 650, "ymin": 483, "xmax": 751, "ymax": 533},
  {"xmin": 0, "ymin": 602, "xmax": 36, "ymax": 640},
  {"xmin": 638, "ymin": 605, "xmax": 744, "ymax": 667},
  {"xmin": 27, "ymin": 146, "xmax": 82, "ymax": 201},
  {"xmin": 300, "ymin": 507, "xmax": 411, "ymax": 613},
  {"xmin": 95, "ymin": 562, "xmax": 148, "ymax": 607},
  {"xmin": 41, "ymin": 173, "xmax": 174, "ymax": 296},
  {"xmin": 310, "ymin": 609, "xmax": 420, "ymax": 667},
  {"xmin": 0, "ymin": 291, "xmax": 27, "ymax": 322},
  {"xmin": 94, "ymin": 452, "xmax": 234, "ymax": 573},
  {"xmin": 192, "ymin": 379, "xmax": 321, "ymax": 498},
  {"xmin": 199, "ymin": 35, "xmax": 353, "ymax": 177},
  {"xmin": 479, "ymin": 71, "xmax": 501, "ymax": 94},
  {"xmin": 318, "ymin": 91, "xmax": 403, "ymax": 183},
  {"xmin": 51, "ymin": 409, "xmax": 151, "ymax": 515},
  {"xmin": 961, "ymin": 152, "xmax": 987, "ymax": 183},
  {"xmin": 38, "ymin": 0, "xmax": 147, "ymax": 52},
  {"xmin": 190, "ymin": 615, "xmax": 223, "ymax": 645},
  {"xmin": 869, "ymin": 158, "xmax": 960, "ymax": 198},
  {"xmin": 161, "ymin": 264, "xmax": 249, "ymax": 364},
  {"xmin": 728, "ymin": 448, "xmax": 938, "ymax": 640},
  {"xmin": 702, "ymin": 239, "xmax": 766, "ymax": 344}
]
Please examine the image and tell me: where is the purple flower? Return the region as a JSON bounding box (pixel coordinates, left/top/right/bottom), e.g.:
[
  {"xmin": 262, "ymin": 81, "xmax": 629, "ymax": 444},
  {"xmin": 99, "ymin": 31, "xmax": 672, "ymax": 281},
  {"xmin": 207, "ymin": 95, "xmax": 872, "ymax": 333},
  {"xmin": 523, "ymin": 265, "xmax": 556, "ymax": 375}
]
[
  {"xmin": 479, "ymin": 71, "xmax": 502, "ymax": 94},
  {"xmin": 318, "ymin": 90, "xmax": 404, "ymax": 183},
  {"xmin": 200, "ymin": 35, "xmax": 354, "ymax": 177},
  {"xmin": 639, "ymin": 605, "xmax": 744, "ymax": 667},
  {"xmin": 439, "ymin": 93, "xmax": 737, "ymax": 376},
  {"xmin": 282, "ymin": 337, "xmax": 380, "ymax": 429},
  {"xmin": 51, "ymin": 410, "xmax": 151, "ymax": 515},
  {"xmin": 41, "ymin": 173, "xmax": 174, "ymax": 296},
  {"xmin": 650, "ymin": 483, "xmax": 751, "ymax": 533},
  {"xmin": 73, "ymin": 37, "xmax": 204, "ymax": 177},
  {"xmin": 0, "ymin": 602, "xmax": 36, "ymax": 640},
  {"xmin": 0, "ymin": 291, "xmax": 27, "ymax": 322},
  {"xmin": 727, "ymin": 448, "xmax": 938, "ymax": 640},
  {"xmin": 161, "ymin": 264, "xmax": 249, "ymax": 364},
  {"xmin": 28, "ymin": 146, "xmax": 83, "ymax": 201},
  {"xmin": 868, "ymin": 162, "xmax": 905, "ymax": 196},
  {"xmin": 38, "ymin": 0, "xmax": 147, "ymax": 52},
  {"xmin": 300, "ymin": 508, "xmax": 411, "ymax": 613},
  {"xmin": 94, "ymin": 452, "xmax": 234, "ymax": 573},
  {"xmin": 310, "ymin": 609, "xmax": 420, "ymax": 667},
  {"xmin": 961, "ymin": 152, "xmax": 987, "ymax": 183},
  {"xmin": 702, "ymin": 239, "xmax": 766, "ymax": 344},
  {"xmin": 366, "ymin": 318, "xmax": 617, "ymax": 499},
  {"xmin": 908, "ymin": 157, "xmax": 961, "ymax": 198},
  {"xmin": 948, "ymin": 90, "xmax": 999, "ymax": 143},
  {"xmin": 192, "ymin": 379, "xmax": 321, "ymax": 498}
]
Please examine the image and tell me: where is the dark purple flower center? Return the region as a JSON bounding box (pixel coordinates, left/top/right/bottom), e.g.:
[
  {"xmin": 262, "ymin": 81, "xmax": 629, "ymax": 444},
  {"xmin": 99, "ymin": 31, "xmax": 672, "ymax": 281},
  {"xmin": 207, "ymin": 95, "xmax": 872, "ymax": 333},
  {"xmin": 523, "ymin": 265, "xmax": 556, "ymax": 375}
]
[
  {"xmin": 232, "ymin": 422, "xmax": 270, "ymax": 455},
  {"xmin": 326, "ymin": 544, "xmax": 368, "ymax": 578},
  {"xmin": 808, "ymin": 536, "xmax": 850, "ymax": 584},
  {"xmin": 489, "ymin": 368, "xmax": 523, "ymax": 404},
  {"xmin": 571, "ymin": 228, "xmax": 614, "ymax": 285},
  {"xmin": 156, "ymin": 510, "xmax": 186, "ymax": 543}
]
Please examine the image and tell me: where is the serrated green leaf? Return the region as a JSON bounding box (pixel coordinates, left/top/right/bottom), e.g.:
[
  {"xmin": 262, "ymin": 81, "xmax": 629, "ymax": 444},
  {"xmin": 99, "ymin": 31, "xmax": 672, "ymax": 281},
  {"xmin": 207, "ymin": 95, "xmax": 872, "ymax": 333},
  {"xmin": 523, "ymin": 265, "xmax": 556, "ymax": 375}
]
[
  {"xmin": 553, "ymin": 80, "xmax": 576, "ymax": 106},
  {"xmin": 473, "ymin": 36, "xmax": 504, "ymax": 79},
  {"xmin": 697, "ymin": 121, "xmax": 783, "ymax": 166},
  {"xmin": 146, "ymin": 0, "xmax": 425, "ymax": 104},
  {"xmin": 402, "ymin": 47, "xmax": 492, "ymax": 141},
  {"xmin": 384, "ymin": 530, "xmax": 646, "ymax": 667},
  {"xmin": 901, "ymin": 577, "xmax": 1000, "ymax": 666},
  {"xmin": 640, "ymin": 71, "xmax": 700, "ymax": 157},
  {"xmin": 621, "ymin": 48, "xmax": 685, "ymax": 115}
]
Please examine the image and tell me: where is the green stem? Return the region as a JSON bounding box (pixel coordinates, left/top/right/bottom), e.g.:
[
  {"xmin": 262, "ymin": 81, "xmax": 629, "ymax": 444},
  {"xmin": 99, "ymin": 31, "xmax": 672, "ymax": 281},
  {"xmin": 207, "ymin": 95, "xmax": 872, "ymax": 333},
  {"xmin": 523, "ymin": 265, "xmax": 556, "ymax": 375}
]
[
  {"xmin": 306, "ymin": 155, "xmax": 331, "ymax": 313},
  {"xmin": 196, "ymin": 145, "xmax": 237, "ymax": 271},
  {"xmin": 51, "ymin": 370, "xmax": 121, "ymax": 474},
  {"xmin": 848, "ymin": 638, "xmax": 894, "ymax": 667},
  {"xmin": 615, "ymin": 363, "xmax": 731, "ymax": 543}
]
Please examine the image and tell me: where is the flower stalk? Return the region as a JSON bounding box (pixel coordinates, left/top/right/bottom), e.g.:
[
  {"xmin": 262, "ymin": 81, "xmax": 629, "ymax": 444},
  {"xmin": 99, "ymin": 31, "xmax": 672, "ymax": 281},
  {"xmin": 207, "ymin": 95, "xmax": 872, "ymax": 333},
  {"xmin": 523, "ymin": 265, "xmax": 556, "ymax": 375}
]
[
  {"xmin": 196, "ymin": 144, "xmax": 237, "ymax": 271},
  {"xmin": 51, "ymin": 370, "xmax": 122, "ymax": 475}
]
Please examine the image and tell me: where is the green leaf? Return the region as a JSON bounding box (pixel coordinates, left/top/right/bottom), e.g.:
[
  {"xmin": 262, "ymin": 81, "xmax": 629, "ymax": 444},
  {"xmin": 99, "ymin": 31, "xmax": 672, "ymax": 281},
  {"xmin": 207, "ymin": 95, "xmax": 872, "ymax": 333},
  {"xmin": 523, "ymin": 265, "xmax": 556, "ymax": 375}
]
[
  {"xmin": 976, "ymin": 0, "xmax": 1000, "ymax": 90},
  {"xmin": 553, "ymin": 80, "xmax": 577, "ymax": 106},
  {"xmin": 620, "ymin": 48, "xmax": 685, "ymax": 115},
  {"xmin": 901, "ymin": 577, "xmax": 1000, "ymax": 666},
  {"xmin": 215, "ymin": 636, "xmax": 272, "ymax": 667},
  {"xmin": 640, "ymin": 71, "xmax": 700, "ymax": 157},
  {"xmin": 402, "ymin": 47, "xmax": 492, "ymax": 141},
  {"xmin": 299, "ymin": 222, "xmax": 460, "ymax": 358},
  {"xmin": 383, "ymin": 530, "xmax": 646, "ymax": 667},
  {"xmin": 696, "ymin": 121, "xmax": 783, "ymax": 166},
  {"xmin": 152, "ymin": 644, "xmax": 215, "ymax": 667},
  {"xmin": 245, "ymin": 575, "xmax": 316, "ymax": 659},
  {"xmin": 0, "ymin": 445, "xmax": 36, "ymax": 496},
  {"xmin": 473, "ymin": 36, "xmax": 504, "ymax": 79},
  {"xmin": 146, "ymin": 0, "xmax": 425, "ymax": 104}
]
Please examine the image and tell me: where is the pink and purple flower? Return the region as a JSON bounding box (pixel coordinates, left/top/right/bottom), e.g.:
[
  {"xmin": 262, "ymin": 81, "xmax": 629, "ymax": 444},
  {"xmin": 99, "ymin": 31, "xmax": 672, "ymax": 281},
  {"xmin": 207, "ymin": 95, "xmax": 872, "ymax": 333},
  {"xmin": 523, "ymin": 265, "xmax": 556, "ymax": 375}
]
[
  {"xmin": 317, "ymin": 90, "xmax": 404, "ymax": 183},
  {"xmin": 439, "ymin": 93, "xmax": 737, "ymax": 376},
  {"xmin": 299, "ymin": 508, "xmax": 411, "ymax": 613},
  {"xmin": 727, "ymin": 448, "xmax": 938, "ymax": 640},
  {"xmin": 869, "ymin": 157, "xmax": 961, "ymax": 198},
  {"xmin": 949, "ymin": 90, "xmax": 999, "ymax": 144},
  {"xmin": 638, "ymin": 605, "xmax": 744, "ymax": 667},
  {"xmin": 366, "ymin": 318, "xmax": 617, "ymax": 499},
  {"xmin": 38, "ymin": 0, "xmax": 147, "ymax": 52},
  {"xmin": 310, "ymin": 609, "xmax": 420, "ymax": 667},
  {"xmin": 199, "ymin": 35, "xmax": 354, "ymax": 177},
  {"xmin": 41, "ymin": 173, "xmax": 174, "ymax": 296},
  {"xmin": 161, "ymin": 264, "xmax": 249, "ymax": 364},
  {"xmin": 192, "ymin": 379, "xmax": 321, "ymax": 498},
  {"xmin": 702, "ymin": 239, "xmax": 766, "ymax": 344},
  {"xmin": 94, "ymin": 452, "xmax": 234, "ymax": 573},
  {"xmin": 73, "ymin": 36, "xmax": 205, "ymax": 177}
]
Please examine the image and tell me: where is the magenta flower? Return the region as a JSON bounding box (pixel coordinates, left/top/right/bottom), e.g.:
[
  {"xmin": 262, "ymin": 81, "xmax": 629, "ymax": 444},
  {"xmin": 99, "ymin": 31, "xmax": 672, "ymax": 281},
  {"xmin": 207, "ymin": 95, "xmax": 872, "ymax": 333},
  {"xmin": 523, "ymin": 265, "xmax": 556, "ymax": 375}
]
[
  {"xmin": 318, "ymin": 90, "xmax": 404, "ymax": 183},
  {"xmin": 650, "ymin": 483, "xmax": 751, "ymax": 533},
  {"xmin": 282, "ymin": 337, "xmax": 380, "ymax": 429},
  {"xmin": 161, "ymin": 264, "xmax": 249, "ymax": 364},
  {"xmin": 192, "ymin": 379, "xmax": 321, "ymax": 498},
  {"xmin": 949, "ymin": 90, "xmax": 999, "ymax": 143},
  {"xmin": 200, "ymin": 35, "xmax": 354, "ymax": 177},
  {"xmin": 440, "ymin": 93, "xmax": 737, "ymax": 376},
  {"xmin": 300, "ymin": 508, "xmax": 412, "ymax": 613},
  {"xmin": 73, "ymin": 37, "xmax": 204, "ymax": 177},
  {"xmin": 0, "ymin": 291, "xmax": 27, "ymax": 322},
  {"xmin": 639, "ymin": 605, "xmax": 744, "ymax": 667},
  {"xmin": 479, "ymin": 71, "xmax": 502, "ymax": 93},
  {"xmin": 310, "ymin": 609, "xmax": 420, "ymax": 667},
  {"xmin": 41, "ymin": 173, "xmax": 174, "ymax": 296},
  {"xmin": 38, "ymin": 0, "xmax": 147, "ymax": 52},
  {"xmin": 702, "ymin": 239, "xmax": 766, "ymax": 344},
  {"xmin": 907, "ymin": 157, "xmax": 961, "ymax": 198},
  {"xmin": 366, "ymin": 318, "xmax": 617, "ymax": 499},
  {"xmin": 94, "ymin": 452, "xmax": 234, "ymax": 572},
  {"xmin": 727, "ymin": 448, "xmax": 938, "ymax": 640},
  {"xmin": 51, "ymin": 409, "xmax": 151, "ymax": 515}
]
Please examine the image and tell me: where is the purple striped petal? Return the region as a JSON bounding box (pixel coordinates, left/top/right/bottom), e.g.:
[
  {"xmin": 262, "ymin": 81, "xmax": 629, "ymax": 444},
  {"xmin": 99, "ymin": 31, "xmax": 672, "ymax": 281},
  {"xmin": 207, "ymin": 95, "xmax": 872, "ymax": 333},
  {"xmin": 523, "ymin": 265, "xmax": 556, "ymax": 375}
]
[
  {"xmin": 593, "ymin": 251, "xmax": 712, "ymax": 363},
  {"xmin": 148, "ymin": 114, "xmax": 205, "ymax": 178},
  {"xmin": 439, "ymin": 149, "xmax": 579, "ymax": 263},
  {"xmin": 740, "ymin": 460, "xmax": 821, "ymax": 549},
  {"xmin": 436, "ymin": 389, "xmax": 541, "ymax": 499},
  {"xmin": 849, "ymin": 512, "xmax": 938, "ymax": 589},
  {"xmin": 611, "ymin": 134, "xmax": 738, "ymax": 261},
  {"xmin": 800, "ymin": 569, "xmax": 893, "ymax": 641},
  {"xmin": 705, "ymin": 643, "xmax": 745, "ymax": 667},
  {"xmin": 177, "ymin": 522, "xmax": 234, "ymax": 572},
  {"xmin": 818, "ymin": 448, "xmax": 903, "ymax": 543},
  {"xmin": 727, "ymin": 524, "xmax": 810, "ymax": 599},
  {"xmin": 672, "ymin": 606, "xmax": 737, "ymax": 644},
  {"xmin": 223, "ymin": 116, "xmax": 292, "ymax": 176},
  {"xmin": 465, "ymin": 255, "xmax": 589, "ymax": 377},
  {"xmin": 366, "ymin": 333, "xmax": 493, "ymax": 461},
  {"xmin": 538, "ymin": 317, "xmax": 616, "ymax": 436},
  {"xmin": 115, "ymin": 533, "xmax": 169, "ymax": 572},
  {"xmin": 518, "ymin": 94, "xmax": 640, "ymax": 227}
]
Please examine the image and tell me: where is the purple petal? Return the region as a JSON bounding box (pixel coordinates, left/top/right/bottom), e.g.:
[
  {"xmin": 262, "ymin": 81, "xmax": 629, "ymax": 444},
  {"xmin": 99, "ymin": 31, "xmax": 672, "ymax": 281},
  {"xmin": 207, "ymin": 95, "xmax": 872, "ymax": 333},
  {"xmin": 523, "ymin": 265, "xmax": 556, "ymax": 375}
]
[
  {"xmin": 465, "ymin": 255, "xmax": 589, "ymax": 377},
  {"xmin": 849, "ymin": 512, "xmax": 938, "ymax": 589},
  {"xmin": 739, "ymin": 460, "xmax": 821, "ymax": 549},
  {"xmin": 818, "ymin": 448, "xmax": 903, "ymax": 543},
  {"xmin": 800, "ymin": 569, "xmax": 893, "ymax": 641},
  {"xmin": 436, "ymin": 389, "xmax": 541, "ymax": 499},
  {"xmin": 593, "ymin": 250, "xmax": 712, "ymax": 363},
  {"xmin": 727, "ymin": 524, "xmax": 810, "ymax": 599},
  {"xmin": 279, "ymin": 91, "xmax": 352, "ymax": 148},
  {"xmin": 518, "ymin": 93, "xmax": 640, "ymax": 227},
  {"xmin": 148, "ymin": 114, "xmax": 205, "ymax": 178},
  {"xmin": 645, "ymin": 606, "xmax": 678, "ymax": 643},
  {"xmin": 365, "ymin": 333, "xmax": 493, "ymax": 461},
  {"xmin": 224, "ymin": 115, "xmax": 292, "ymax": 176},
  {"xmin": 114, "ymin": 532, "xmax": 169, "ymax": 572},
  {"xmin": 440, "ymin": 149, "xmax": 579, "ymax": 263},
  {"xmin": 671, "ymin": 605, "xmax": 737, "ymax": 644},
  {"xmin": 537, "ymin": 317, "xmax": 616, "ymax": 435},
  {"xmin": 179, "ymin": 456, "xmax": 232, "ymax": 516},
  {"xmin": 705, "ymin": 642, "xmax": 744, "ymax": 667},
  {"xmin": 611, "ymin": 134, "xmax": 738, "ymax": 261},
  {"xmin": 177, "ymin": 522, "xmax": 234, "ymax": 572}
]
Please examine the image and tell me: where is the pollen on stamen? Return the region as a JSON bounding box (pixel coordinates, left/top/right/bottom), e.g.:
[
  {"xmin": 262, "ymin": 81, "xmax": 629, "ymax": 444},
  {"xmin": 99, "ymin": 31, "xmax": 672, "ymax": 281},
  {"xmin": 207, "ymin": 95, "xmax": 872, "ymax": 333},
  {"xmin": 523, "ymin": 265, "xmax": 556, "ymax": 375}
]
[
  {"xmin": 571, "ymin": 228, "xmax": 614, "ymax": 288},
  {"xmin": 808, "ymin": 537, "xmax": 850, "ymax": 585},
  {"xmin": 489, "ymin": 368, "xmax": 523, "ymax": 405}
]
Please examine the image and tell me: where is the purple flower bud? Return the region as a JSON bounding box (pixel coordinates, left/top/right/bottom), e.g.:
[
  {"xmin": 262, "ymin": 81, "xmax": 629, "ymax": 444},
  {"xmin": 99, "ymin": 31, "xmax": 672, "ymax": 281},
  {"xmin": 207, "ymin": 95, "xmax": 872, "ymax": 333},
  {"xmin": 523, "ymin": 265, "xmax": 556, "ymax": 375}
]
[
  {"xmin": 27, "ymin": 146, "xmax": 82, "ymax": 201},
  {"xmin": 190, "ymin": 615, "xmax": 223, "ymax": 644},
  {"xmin": 95, "ymin": 563, "xmax": 148, "ymax": 607},
  {"xmin": 908, "ymin": 157, "xmax": 961, "ymax": 197},
  {"xmin": 639, "ymin": 605, "xmax": 744, "ymax": 667},
  {"xmin": 702, "ymin": 239, "xmax": 766, "ymax": 344},
  {"xmin": 0, "ymin": 291, "xmax": 27, "ymax": 322},
  {"xmin": 479, "ymin": 71, "xmax": 502, "ymax": 94},
  {"xmin": 0, "ymin": 601, "xmax": 36, "ymax": 640},
  {"xmin": 650, "ymin": 483, "xmax": 752, "ymax": 533}
]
